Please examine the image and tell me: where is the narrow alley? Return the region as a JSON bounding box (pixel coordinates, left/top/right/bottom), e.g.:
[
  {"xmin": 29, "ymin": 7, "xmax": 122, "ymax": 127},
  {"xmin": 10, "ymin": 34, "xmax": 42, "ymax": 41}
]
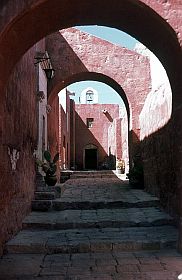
[
  {"xmin": 0, "ymin": 2, "xmax": 181, "ymax": 279},
  {"xmin": 0, "ymin": 172, "xmax": 182, "ymax": 280}
]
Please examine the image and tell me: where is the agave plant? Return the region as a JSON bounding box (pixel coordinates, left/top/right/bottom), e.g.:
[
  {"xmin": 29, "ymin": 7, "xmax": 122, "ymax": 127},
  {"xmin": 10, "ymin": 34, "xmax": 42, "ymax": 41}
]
[
  {"xmin": 37, "ymin": 150, "xmax": 59, "ymax": 186},
  {"xmin": 42, "ymin": 151, "xmax": 59, "ymax": 176}
]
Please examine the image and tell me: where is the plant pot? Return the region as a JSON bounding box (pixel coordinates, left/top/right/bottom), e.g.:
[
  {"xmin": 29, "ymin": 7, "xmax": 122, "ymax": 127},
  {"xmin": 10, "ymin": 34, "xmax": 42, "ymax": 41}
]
[
  {"xmin": 45, "ymin": 175, "xmax": 57, "ymax": 186},
  {"xmin": 129, "ymin": 178, "xmax": 144, "ymax": 189}
]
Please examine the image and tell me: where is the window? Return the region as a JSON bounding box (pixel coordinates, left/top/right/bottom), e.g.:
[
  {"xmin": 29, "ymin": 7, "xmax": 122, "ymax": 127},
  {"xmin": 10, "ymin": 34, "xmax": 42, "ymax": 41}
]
[
  {"xmin": 86, "ymin": 90, "xmax": 94, "ymax": 103},
  {"xmin": 87, "ymin": 118, "xmax": 94, "ymax": 128}
]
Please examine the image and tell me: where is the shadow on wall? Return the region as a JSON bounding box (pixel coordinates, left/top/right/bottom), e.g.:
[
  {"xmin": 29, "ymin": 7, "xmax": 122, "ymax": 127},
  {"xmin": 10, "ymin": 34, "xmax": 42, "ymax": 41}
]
[
  {"xmin": 127, "ymin": 119, "xmax": 178, "ymax": 221},
  {"xmin": 75, "ymin": 112, "xmax": 116, "ymax": 170},
  {"xmin": 46, "ymin": 32, "xmax": 89, "ymax": 100},
  {"xmin": 127, "ymin": 130, "xmax": 143, "ymax": 189},
  {"xmin": 139, "ymin": 118, "xmax": 178, "ymax": 220}
]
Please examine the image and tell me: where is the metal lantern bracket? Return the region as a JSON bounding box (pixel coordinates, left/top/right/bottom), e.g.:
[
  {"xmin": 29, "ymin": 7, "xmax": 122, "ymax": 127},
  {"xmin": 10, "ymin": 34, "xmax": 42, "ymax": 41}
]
[{"xmin": 34, "ymin": 52, "xmax": 55, "ymax": 79}]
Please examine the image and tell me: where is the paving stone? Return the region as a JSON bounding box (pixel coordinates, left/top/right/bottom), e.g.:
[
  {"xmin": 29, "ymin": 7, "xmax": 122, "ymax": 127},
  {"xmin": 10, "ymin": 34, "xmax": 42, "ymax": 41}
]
[
  {"xmin": 34, "ymin": 191, "xmax": 56, "ymax": 200},
  {"xmin": 0, "ymin": 254, "xmax": 44, "ymax": 277},
  {"xmin": 6, "ymin": 225, "xmax": 177, "ymax": 254},
  {"xmin": 23, "ymin": 207, "xmax": 174, "ymax": 230},
  {"xmin": 1, "ymin": 175, "xmax": 182, "ymax": 279},
  {"xmin": 0, "ymin": 251, "xmax": 182, "ymax": 279},
  {"xmin": 32, "ymin": 200, "xmax": 53, "ymax": 211}
]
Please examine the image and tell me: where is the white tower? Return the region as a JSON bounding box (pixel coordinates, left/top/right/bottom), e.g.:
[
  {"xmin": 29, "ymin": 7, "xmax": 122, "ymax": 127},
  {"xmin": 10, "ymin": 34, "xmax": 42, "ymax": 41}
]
[{"xmin": 80, "ymin": 87, "xmax": 99, "ymax": 104}]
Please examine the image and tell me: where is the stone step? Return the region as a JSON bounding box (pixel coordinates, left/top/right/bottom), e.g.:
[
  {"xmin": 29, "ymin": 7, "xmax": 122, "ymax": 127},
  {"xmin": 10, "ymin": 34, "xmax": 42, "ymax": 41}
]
[
  {"xmin": 60, "ymin": 175, "xmax": 70, "ymax": 183},
  {"xmin": 35, "ymin": 185, "xmax": 63, "ymax": 198},
  {"xmin": 60, "ymin": 171, "xmax": 73, "ymax": 176},
  {"xmin": 64, "ymin": 170, "xmax": 117, "ymax": 180},
  {"xmin": 34, "ymin": 191, "xmax": 56, "ymax": 200},
  {"xmin": 71, "ymin": 170, "xmax": 114, "ymax": 175},
  {"xmin": 32, "ymin": 197, "xmax": 160, "ymax": 211},
  {"xmin": 70, "ymin": 174, "xmax": 117, "ymax": 179},
  {"xmin": 6, "ymin": 225, "xmax": 177, "ymax": 254},
  {"xmin": 23, "ymin": 207, "xmax": 175, "ymax": 230}
]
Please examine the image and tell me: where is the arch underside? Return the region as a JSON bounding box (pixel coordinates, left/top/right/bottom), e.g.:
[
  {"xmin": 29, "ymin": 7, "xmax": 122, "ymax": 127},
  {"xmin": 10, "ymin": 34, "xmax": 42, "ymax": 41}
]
[{"xmin": 0, "ymin": 0, "xmax": 181, "ymax": 109}]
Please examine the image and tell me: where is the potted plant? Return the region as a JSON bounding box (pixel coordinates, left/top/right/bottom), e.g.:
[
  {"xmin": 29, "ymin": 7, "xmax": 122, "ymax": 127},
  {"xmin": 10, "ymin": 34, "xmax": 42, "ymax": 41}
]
[
  {"xmin": 127, "ymin": 162, "xmax": 144, "ymax": 188},
  {"xmin": 36, "ymin": 151, "xmax": 59, "ymax": 186},
  {"xmin": 116, "ymin": 158, "xmax": 125, "ymax": 174}
]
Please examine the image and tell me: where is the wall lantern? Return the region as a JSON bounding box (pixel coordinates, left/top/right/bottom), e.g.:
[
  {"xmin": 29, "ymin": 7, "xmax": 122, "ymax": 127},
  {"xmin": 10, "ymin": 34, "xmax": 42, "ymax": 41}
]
[
  {"xmin": 34, "ymin": 51, "xmax": 55, "ymax": 80},
  {"xmin": 43, "ymin": 68, "xmax": 55, "ymax": 80}
]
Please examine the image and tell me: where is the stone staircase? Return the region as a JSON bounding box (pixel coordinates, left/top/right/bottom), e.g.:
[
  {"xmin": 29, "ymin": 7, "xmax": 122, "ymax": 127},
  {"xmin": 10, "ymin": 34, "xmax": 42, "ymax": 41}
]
[
  {"xmin": 60, "ymin": 170, "xmax": 118, "ymax": 183},
  {"xmin": 5, "ymin": 173, "xmax": 178, "ymax": 255}
]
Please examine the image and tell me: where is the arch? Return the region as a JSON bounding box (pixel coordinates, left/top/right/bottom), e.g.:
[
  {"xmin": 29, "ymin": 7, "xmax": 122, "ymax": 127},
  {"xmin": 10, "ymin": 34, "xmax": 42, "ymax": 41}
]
[
  {"xmin": 51, "ymin": 71, "xmax": 131, "ymax": 173},
  {"xmin": 0, "ymin": 0, "xmax": 181, "ymax": 109},
  {"xmin": 53, "ymin": 72, "xmax": 131, "ymax": 168},
  {"xmin": 46, "ymin": 27, "xmax": 147, "ymax": 126},
  {"xmin": 49, "ymin": 71, "xmax": 130, "ymax": 123}
]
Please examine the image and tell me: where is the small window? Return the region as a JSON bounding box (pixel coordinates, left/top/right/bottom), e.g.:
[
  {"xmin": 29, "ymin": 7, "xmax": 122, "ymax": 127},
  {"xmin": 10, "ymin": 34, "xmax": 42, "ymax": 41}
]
[
  {"xmin": 86, "ymin": 90, "xmax": 94, "ymax": 103},
  {"xmin": 87, "ymin": 118, "xmax": 94, "ymax": 128}
]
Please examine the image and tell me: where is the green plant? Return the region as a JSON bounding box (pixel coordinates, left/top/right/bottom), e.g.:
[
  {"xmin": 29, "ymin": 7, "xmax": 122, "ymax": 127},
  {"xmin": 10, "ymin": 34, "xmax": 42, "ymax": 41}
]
[
  {"xmin": 36, "ymin": 151, "xmax": 59, "ymax": 185},
  {"xmin": 42, "ymin": 151, "xmax": 59, "ymax": 176}
]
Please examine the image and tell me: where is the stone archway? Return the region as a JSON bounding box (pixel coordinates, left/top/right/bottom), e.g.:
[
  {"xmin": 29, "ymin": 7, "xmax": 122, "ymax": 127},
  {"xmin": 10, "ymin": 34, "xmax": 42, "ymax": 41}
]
[
  {"xmin": 49, "ymin": 72, "xmax": 130, "ymax": 121},
  {"xmin": 0, "ymin": 0, "xmax": 182, "ymax": 253},
  {"xmin": 0, "ymin": 0, "xmax": 181, "ymax": 104},
  {"xmin": 48, "ymin": 71, "xmax": 131, "ymax": 174}
]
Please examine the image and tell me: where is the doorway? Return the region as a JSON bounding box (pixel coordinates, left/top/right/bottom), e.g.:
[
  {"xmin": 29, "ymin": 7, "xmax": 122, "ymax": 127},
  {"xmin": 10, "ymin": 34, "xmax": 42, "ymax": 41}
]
[{"xmin": 84, "ymin": 147, "xmax": 98, "ymax": 170}]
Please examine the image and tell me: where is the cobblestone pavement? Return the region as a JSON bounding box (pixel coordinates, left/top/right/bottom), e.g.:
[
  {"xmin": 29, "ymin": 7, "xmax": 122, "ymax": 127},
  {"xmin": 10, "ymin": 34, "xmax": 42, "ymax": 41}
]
[
  {"xmin": 58, "ymin": 178, "xmax": 159, "ymax": 203},
  {"xmin": 1, "ymin": 175, "xmax": 182, "ymax": 279},
  {"xmin": 23, "ymin": 206, "xmax": 174, "ymax": 229},
  {"xmin": 0, "ymin": 250, "xmax": 182, "ymax": 279}
]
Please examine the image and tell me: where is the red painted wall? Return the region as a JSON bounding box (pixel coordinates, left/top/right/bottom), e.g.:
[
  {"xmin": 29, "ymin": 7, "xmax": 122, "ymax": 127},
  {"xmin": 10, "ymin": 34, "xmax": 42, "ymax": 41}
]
[
  {"xmin": 47, "ymin": 28, "xmax": 151, "ymax": 141},
  {"xmin": 75, "ymin": 104, "xmax": 120, "ymax": 169},
  {"xmin": 47, "ymin": 95, "xmax": 59, "ymax": 158},
  {"xmin": 139, "ymin": 82, "xmax": 177, "ymax": 216},
  {"xmin": 0, "ymin": 41, "xmax": 45, "ymax": 255},
  {"xmin": 70, "ymin": 99, "xmax": 76, "ymax": 169},
  {"xmin": 59, "ymin": 90, "xmax": 71, "ymax": 169}
]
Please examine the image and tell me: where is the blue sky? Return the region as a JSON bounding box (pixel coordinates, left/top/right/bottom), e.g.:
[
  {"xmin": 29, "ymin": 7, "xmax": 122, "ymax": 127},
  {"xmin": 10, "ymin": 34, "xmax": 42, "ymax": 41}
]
[
  {"xmin": 77, "ymin": 26, "xmax": 138, "ymax": 50},
  {"xmin": 68, "ymin": 26, "xmax": 138, "ymax": 106}
]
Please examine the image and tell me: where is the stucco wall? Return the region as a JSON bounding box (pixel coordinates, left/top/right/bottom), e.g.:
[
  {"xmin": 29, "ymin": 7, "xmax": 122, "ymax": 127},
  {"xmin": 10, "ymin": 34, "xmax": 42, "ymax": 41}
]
[
  {"xmin": 0, "ymin": 42, "xmax": 44, "ymax": 255},
  {"xmin": 138, "ymin": 45, "xmax": 175, "ymax": 215},
  {"xmin": 75, "ymin": 104, "xmax": 119, "ymax": 169},
  {"xmin": 47, "ymin": 28, "xmax": 151, "ymax": 143},
  {"xmin": 58, "ymin": 89, "xmax": 71, "ymax": 169},
  {"xmin": 36, "ymin": 65, "xmax": 48, "ymax": 161}
]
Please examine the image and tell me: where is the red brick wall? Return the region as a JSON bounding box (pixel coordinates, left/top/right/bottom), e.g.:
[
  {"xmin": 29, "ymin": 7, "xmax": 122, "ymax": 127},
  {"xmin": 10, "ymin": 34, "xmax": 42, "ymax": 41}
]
[
  {"xmin": 0, "ymin": 42, "xmax": 44, "ymax": 255},
  {"xmin": 75, "ymin": 104, "xmax": 119, "ymax": 169}
]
